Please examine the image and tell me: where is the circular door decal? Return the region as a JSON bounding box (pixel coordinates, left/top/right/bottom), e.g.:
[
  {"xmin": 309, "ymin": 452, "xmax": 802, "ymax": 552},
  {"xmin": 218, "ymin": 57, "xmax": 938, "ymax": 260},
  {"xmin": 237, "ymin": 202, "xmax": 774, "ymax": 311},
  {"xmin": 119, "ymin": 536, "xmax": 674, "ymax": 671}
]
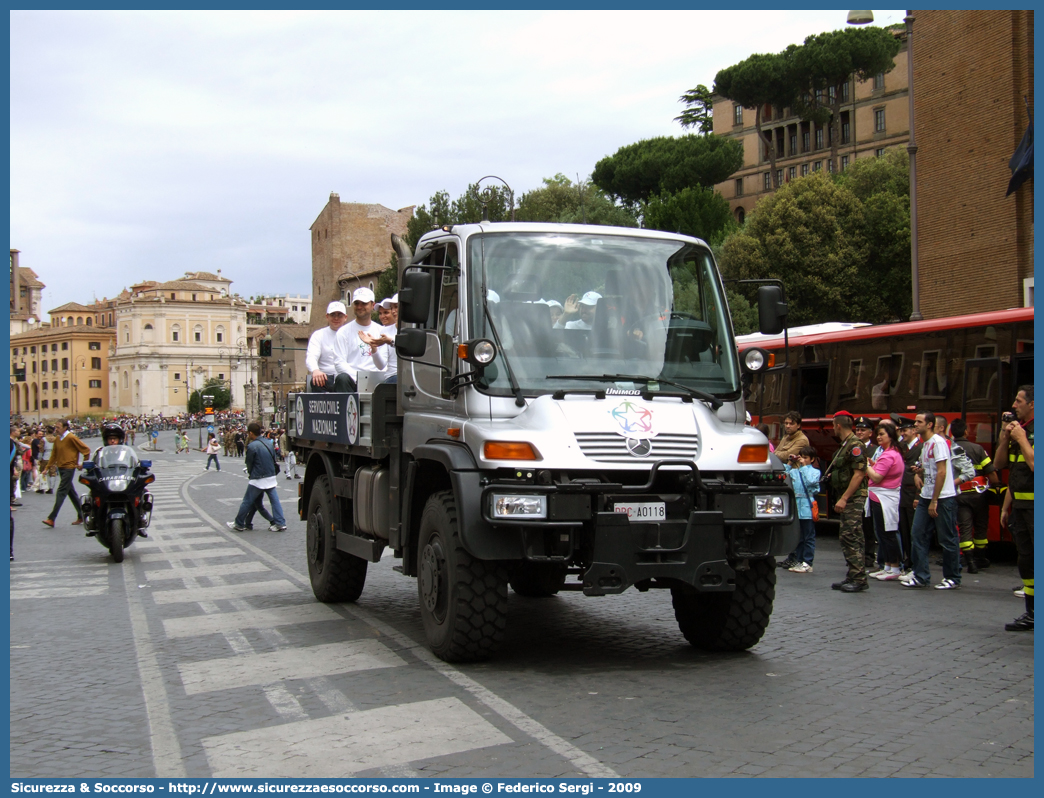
[
  {"xmin": 295, "ymin": 396, "xmax": 304, "ymax": 437},
  {"xmin": 346, "ymin": 395, "xmax": 359, "ymax": 444}
]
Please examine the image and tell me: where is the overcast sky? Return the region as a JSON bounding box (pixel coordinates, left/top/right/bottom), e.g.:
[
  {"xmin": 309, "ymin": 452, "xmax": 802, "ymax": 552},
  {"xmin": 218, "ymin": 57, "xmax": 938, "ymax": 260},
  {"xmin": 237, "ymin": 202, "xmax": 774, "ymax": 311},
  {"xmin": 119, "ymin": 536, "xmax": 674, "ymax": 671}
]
[{"xmin": 11, "ymin": 9, "xmax": 906, "ymax": 313}]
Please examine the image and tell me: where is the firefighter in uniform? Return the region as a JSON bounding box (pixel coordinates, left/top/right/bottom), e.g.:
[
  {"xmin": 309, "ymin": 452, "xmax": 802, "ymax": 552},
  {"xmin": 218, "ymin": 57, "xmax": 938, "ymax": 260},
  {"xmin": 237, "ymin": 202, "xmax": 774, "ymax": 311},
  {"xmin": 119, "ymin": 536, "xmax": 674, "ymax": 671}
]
[
  {"xmin": 950, "ymin": 418, "xmax": 998, "ymax": 573},
  {"xmin": 826, "ymin": 410, "xmax": 869, "ymax": 592},
  {"xmin": 996, "ymin": 386, "xmax": 1034, "ymax": 632}
]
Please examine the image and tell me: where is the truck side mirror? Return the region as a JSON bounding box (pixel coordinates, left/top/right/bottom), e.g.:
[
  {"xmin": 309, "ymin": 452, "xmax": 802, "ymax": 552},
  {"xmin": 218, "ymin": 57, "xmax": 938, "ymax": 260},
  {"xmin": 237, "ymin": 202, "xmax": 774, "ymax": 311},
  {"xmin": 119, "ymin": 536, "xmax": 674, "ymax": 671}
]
[
  {"xmin": 395, "ymin": 328, "xmax": 428, "ymax": 357},
  {"xmin": 399, "ymin": 272, "xmax": 433, "ymax": 325},
  {"xmin": 757, "ymin": 285, "xmax": 788, "ymax": 335}
]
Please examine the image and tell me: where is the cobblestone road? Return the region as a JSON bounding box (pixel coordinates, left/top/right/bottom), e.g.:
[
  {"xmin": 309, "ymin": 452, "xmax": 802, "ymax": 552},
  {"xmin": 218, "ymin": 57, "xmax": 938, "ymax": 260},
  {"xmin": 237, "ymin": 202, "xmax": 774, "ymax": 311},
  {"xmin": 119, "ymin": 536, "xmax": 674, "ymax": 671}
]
[{"xmin": 9, "ymin": 433, "xmax": 1034, "ymax": 778}]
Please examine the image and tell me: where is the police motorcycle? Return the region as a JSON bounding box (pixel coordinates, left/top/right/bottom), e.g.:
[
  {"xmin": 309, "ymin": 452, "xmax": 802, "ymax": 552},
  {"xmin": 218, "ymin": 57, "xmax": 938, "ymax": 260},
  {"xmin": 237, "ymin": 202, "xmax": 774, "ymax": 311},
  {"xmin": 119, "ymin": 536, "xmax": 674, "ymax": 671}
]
[{"xmin": 78, "ymin": 424, "xmax": 155, "ymax": 563}]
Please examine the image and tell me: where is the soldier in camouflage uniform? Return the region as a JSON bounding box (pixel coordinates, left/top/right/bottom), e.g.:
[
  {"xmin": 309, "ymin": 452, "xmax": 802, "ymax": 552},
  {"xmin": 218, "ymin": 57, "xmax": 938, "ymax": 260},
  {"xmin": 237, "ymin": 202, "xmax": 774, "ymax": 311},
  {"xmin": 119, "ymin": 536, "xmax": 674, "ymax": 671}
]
[{"xmin": 825, "ymin": 411, "xmax": 869, "ymax": 592}]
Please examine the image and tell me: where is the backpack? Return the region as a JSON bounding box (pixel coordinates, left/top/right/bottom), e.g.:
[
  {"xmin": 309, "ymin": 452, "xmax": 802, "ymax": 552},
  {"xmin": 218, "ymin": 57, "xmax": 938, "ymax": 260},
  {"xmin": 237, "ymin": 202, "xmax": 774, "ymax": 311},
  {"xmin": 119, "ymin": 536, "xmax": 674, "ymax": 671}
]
[{"xmin": 950, "ymin": 443, "xmax": 976, "ymax": 485}]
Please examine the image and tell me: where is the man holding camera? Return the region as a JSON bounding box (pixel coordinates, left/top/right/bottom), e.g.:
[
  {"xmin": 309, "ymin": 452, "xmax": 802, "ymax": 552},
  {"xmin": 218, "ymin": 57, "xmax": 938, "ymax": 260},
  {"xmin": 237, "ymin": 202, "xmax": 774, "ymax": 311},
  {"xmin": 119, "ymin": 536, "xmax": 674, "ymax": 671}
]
[{"xmin": 995, "ymin": 386, "xmax": 1033, "ymax": 632}]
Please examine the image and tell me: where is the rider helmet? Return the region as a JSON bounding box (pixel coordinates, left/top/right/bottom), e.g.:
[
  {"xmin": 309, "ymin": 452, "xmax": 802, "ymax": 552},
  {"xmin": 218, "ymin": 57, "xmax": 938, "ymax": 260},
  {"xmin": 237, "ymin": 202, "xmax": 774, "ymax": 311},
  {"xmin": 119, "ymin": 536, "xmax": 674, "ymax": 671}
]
[{"xmin": 102, "ymin": 423, "xmax": 126, "ymax": 445}]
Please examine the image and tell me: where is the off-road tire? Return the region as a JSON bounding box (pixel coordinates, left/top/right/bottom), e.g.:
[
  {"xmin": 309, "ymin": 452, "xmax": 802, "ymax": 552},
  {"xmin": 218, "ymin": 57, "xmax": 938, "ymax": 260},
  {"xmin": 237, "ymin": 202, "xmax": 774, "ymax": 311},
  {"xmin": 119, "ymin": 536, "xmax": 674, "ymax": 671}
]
[
  {"xmin": 109, "ymin": 518, "xmax": 125, "ymax": 564},
  {"xmin": 671, "ymin": 559, "xmax": 776, "ymax": 651},
  {"xmin": 417, "ymin": 491, "xmax": 508, "ymax": 662},
  {"xmin": 306, "ymin": 474, "xmax": 367, "ymax": 602},
  {"xmin": 510, "ymin": 561, "xmax": 567, "ymax": 597}
]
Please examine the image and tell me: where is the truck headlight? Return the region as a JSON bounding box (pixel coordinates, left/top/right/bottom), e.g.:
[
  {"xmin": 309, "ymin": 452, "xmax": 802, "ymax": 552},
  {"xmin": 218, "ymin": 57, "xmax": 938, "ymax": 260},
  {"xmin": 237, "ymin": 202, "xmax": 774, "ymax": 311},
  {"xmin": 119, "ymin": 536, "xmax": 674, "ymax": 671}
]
[
  {"xmin": 492, "ymin": 494, "xmax": 547, "ymax": 519},
  {"xmin": 754, "ymin": 494, "xmax": 788, "ymax": 518}
]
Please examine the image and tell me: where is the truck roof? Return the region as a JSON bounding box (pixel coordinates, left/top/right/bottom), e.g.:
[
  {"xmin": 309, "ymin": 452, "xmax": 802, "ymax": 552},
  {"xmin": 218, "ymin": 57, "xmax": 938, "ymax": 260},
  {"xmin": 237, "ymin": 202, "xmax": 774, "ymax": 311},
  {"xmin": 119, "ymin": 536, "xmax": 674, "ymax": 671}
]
[{"xmin": 417, "ymin": 222, "xmax": 710, "ymax": 248}]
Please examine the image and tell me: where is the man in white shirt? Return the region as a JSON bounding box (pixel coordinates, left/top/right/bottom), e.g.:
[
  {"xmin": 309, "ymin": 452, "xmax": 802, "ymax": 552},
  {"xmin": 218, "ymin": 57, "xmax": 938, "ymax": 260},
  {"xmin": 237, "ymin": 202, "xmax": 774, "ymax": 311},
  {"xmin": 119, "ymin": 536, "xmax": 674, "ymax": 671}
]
[
  {"xmin": 555, "ymin": 291, "xmax": 601, "ymax": 330},
  {"xmin": 340, "ymin": 287, "xmax": 386, "ymax": 377},
  {"xmin": 305, "ymin": 301, "xmax": 355, "ymax": 392},
  {"xmin": 903, "ymin": 410, "xmax": 961, "ymax": 590},
  {"xmin": 360, "ymin": 293, "xmax": 398, "ymax": 384}
]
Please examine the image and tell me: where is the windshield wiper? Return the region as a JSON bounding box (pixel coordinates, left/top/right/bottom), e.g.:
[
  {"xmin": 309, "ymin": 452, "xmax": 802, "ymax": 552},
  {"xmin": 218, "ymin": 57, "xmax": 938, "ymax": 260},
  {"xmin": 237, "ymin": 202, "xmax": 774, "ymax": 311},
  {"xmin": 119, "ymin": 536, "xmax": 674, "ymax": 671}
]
[{"xmin": 545, "ymin": 373, "xmax": 723, "ymax": 409}]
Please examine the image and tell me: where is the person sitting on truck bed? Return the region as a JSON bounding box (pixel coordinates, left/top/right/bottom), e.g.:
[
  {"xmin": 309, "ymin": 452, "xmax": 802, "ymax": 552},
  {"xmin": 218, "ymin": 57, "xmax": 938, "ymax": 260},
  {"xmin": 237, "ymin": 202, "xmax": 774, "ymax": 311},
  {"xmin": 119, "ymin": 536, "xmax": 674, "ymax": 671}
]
[
  {"xmin": 306, "ymin": 301, "xmax": 356, "ymax": 393},
  {"xmin": 359, "ymin": 293, "xmax": 398, "ymax": 383},
  {"xmin": 340, "ymin": 287, "xmax": 388, "ymax": 379}
]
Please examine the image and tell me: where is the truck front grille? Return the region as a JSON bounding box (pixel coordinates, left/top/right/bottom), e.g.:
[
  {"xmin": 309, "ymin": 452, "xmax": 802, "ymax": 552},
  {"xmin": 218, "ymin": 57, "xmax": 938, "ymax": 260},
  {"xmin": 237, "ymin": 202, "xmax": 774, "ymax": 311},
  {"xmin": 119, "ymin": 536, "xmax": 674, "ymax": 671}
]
[{"xmin": 574, "ymin": 432, "xmax": 699, "ymax": 463}]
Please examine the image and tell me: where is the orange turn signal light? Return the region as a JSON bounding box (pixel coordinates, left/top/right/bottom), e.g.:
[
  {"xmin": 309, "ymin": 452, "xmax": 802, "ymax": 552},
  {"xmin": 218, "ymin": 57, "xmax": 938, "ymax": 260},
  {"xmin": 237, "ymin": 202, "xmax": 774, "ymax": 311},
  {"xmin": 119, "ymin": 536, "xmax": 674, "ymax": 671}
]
[
  {"xmin": 457, "ymin": 343, "xmax": 469, "ymax": 360},
  {"xmin": 447, "ymin": 427, "xmax": 461, "ymax": 438},
  {"xmin": 738, "ymin": 444, "xmax": 769, "ymax": 463},
  {"xmin": 483, "ymin": 441, "xmax": 541, "ymax": 461}
]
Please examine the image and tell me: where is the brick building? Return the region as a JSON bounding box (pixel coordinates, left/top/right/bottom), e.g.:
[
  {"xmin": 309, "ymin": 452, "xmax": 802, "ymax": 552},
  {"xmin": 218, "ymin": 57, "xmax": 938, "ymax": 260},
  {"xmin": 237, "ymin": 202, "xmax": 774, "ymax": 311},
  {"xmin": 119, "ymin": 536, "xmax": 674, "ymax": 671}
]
[
  {"xmin": 9, "ymin": 249, "xmax": 46, "ymax": 335},
  {"xmin": 309, "ymin": 194, "xmax": 413, "ymax": 329},
  {"xmin": 713, "ymin": 28, "xmax": 910, "ymax": 225},
  {"xmin": 913, "ymin": 10, "xmax": 1034, "ymax": 317}
]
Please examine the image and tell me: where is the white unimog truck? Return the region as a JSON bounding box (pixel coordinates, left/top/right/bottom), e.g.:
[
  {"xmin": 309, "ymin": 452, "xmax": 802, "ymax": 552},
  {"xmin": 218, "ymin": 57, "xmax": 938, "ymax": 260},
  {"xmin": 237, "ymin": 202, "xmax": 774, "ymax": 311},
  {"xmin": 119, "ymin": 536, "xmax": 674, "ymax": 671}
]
[{"xmin": 287, "ymin": 222, "xmax": 797, "ymax": 662}]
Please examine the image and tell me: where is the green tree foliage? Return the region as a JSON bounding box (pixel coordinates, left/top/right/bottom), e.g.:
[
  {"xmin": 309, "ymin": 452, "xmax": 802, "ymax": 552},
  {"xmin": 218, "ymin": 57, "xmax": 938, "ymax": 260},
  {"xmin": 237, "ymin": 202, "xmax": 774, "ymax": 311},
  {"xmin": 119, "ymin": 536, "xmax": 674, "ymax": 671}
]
[
  {"xmin": 718, "ymin": 150, "xmax": 912, "ymax": 327},
  {"xmin": 591, "ymin": 135, "xmax": 743, "ymax": 209},
  {"xmin": 516, "ymin": 174, "xmax": 638, "ymax": 227},
  {"xmin": 836, "ymin": 146, "xmax": 911, "ymax": 321},
  {"xmin": 375, "ymin": 259, "xmax": 398, "ymax": 303},
  {"xmin": 790, "ymin": 27, "xmax": 902, "ymax": 172},
  {"xmin": 188, "ymin": 378, "xmax": 230, "ymax": 413},
  {"xmin": 675, "ymin": 84, "xmax": 714, "ymax": 134},
  {"xmin": 405, "ymin": 184, "xmax": 513, "ymax": 250},
  {"xmin": 642, "ymin": 186, "xmax": 735, "ymax": 245},
  {"xmin": 713, "ymin": 52, "xmax": 796, "ymax": 189}
]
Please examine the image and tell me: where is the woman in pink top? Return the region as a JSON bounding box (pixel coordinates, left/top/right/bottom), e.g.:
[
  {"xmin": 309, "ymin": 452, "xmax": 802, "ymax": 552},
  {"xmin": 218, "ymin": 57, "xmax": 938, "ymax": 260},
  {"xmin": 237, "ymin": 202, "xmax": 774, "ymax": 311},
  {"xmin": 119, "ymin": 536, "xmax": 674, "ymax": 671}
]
[{"xmin": 866, "ymin": 421, "xmax": 905, "ymax": 580}]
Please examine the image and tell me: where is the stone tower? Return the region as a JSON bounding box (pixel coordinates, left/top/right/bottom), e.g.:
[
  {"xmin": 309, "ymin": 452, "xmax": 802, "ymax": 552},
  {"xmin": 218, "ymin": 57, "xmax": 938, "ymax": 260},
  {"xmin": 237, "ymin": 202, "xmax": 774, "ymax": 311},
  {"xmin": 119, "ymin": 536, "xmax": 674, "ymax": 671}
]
[{"xmin": 309, "ymin": 193, "xmax": 414, "ymax": 328}]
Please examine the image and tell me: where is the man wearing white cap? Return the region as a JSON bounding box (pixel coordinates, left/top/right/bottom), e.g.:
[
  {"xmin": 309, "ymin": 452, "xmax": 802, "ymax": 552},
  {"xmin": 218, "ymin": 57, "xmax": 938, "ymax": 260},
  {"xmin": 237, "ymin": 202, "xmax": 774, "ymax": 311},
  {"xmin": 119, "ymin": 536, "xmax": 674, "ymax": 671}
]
[
  {"xmin": 305, "ymin": 301, "xmax": 355, "ymax": 392},
  {"xmin": 360, "ymin": 294, "xmax": 399, "ymax": 383},
  {"xmin": 340, "ymin": 287, "xmax": 387, "ymax": 377},
  {"xmin": 555, "ymin": 291, "xmax": 602, "ymax": 330}
]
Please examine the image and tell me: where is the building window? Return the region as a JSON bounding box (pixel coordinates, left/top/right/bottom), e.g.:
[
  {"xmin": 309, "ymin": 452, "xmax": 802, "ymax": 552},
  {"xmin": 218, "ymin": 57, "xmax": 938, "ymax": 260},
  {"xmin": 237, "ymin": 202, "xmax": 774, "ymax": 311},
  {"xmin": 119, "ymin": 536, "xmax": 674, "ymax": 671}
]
[
  {"xmin": 734, "ymin": 178, "xmax": 743, "ymax": 197},
  {"xmin": 42, "ymin": 360, "xmax": 48, "ymax": 372},
  {"xmin": 764, "ymin": 172, "xmax": 771, "ymax": 190},
  {"xmin": 873, "ymin": 72, "xmax": 884, "ymax": 90},
  {"xmin": 733, "ymin": 104, "xmax": 743, "ymax": 125},
  {"xmin": 787, "ymin": 166, "xmax": 796, "ymax": 182},
  {"xmin": 171, "ymin": 293, "xmax": 176, "ymax": 300},
  {"xmin": 30, "ymin": 346, "xmax": 35, "ymax": 354},
  {"xmin": 31, "ymin": 361, "xmax": 36, "ymax": 374},
  {"xmin": 802, "ymin": 131, "xmax": 810, "ymax": 152},
  {"xmin": 61, "ymin": 358, "xmax": 68, "ymax": 371},
  {"xmin": 841, "ymin": 155, "xmax": 850, "ymax": 171},
  {"xmin": 801, "ymin": 163, "xmax": 809, "ymax": 177},
  {"xmin": 51, "ymin": 359, "xmax": 58, "ymax": 372},
  {"xmin": 874, "ymin": 109, "xmax": 886, "ymax": 132},
  {"xmin": 123, "ymin": 325, "xmax": 130, "ymax": 343},
  {"xmin": 89, "ymin": 341, "xmax": 101, "ymax": 350},
  {"xmin": 86, "ymin": 318, "xmax": 92, "ymax": 326},
  {"xmin": 61, "ymin": 342, "xmax": 68, "ymax": 350},
  {"xmin": 51, "ymin": 344, "xmax": 57, "ymax": 352},
  {"xmin": 827, "ymin": 159, "xmax": 835, "ymax": 173},
  {"xmin": 62, "ymin": 380, "xmax": 69, "ymax": 389},
  {"xmin": 62, "ymin": 399, "xmax": 69, "ymax": 408},
  {"xmin": 776, "ymin": 170, "xmax": 783, "ymax": 187},
  {"xmin": 827, "ymin": 86, "xmax": 836, "ymax": 102},
  {"xmin": 89, "ymin": 379, "xmax": 102, "ymax": 389},
  {"xmin": 41, "ymin": 400, "xmax": 48, "ymax": 408},
  {"xmin": 89, "ymin": 398, "xmax": 102, "ymax": 408},
  {"xmin": 194, "ymin": 325, "xmax": 203, "ymax": 343},
  {"xmin": 815, "ymin": 128, "xmax": 824, "ymax": 149},
  {"xmin": 216, "ymin": 325, "xmax": 224, "ymax": 343},
  {"xmin": 52, "ymin": 381, "xmax": 58, "ymax": 391},
  {"xmin": 218, "ymin": 373, "xmax": 224, "ymax": 381},
  {"xmin": 841, "ymin": 82, "xmax": 849, "ymax": 102},
  {"xmin": 789, "ymin": 133, "xmax": 797, "ymax": 155},
  {"xmin": 192, "ymin": 294, "xmax": 197, "ymax": 301},
  {"xmin": 91, "ymin": 357, "xmax": 101, "ymax": 369},
  {"xmin": 875, "ymin": 148, "xmax": 886, "ymax": 157},
  {"xmin": 841, "ymin": 122, "xmax": 850, "ymax": 144},
  {"xmin": 171, "ymin": 324, "xmax": 180, "ymax": 343}
]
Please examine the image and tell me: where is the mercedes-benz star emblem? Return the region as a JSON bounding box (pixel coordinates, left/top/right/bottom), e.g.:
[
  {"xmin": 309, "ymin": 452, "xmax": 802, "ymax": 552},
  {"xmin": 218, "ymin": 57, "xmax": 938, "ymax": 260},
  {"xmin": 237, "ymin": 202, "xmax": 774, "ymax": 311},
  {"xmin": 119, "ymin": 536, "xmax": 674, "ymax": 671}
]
[{"xmin": 626, "ymin": 437, "xmax": 653, "ymax": 458}]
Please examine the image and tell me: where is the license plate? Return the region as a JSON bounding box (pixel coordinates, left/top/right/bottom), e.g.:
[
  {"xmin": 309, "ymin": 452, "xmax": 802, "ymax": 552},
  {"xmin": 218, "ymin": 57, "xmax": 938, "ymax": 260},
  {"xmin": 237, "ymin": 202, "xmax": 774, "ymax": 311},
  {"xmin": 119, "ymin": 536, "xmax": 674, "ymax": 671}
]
[{"xmin": 613, "ymin": 502, "xmax": 666, "ymax": 522}]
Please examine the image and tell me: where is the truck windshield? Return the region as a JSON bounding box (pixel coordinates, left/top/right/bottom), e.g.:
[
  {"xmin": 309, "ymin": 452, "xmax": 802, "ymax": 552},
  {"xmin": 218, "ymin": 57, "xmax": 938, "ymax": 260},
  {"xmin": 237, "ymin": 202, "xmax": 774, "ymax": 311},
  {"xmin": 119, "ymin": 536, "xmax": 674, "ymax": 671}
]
[{"xmin": 467, "ymin": 232, "xmax": 740, "ymax": 399}]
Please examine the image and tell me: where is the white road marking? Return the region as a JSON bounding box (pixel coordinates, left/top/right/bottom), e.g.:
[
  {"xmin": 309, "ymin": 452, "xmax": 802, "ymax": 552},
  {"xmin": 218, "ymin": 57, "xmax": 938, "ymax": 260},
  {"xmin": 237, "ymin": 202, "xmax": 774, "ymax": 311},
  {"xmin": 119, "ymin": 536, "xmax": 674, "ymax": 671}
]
[
  {"xmin": 262, "ymin": 685, "xmax": 309, "ymax": 721},
  {"xmin": 152, "ymin": 579, "xmax": 299, "ymax": 604},
  {"xmin": 125, "ymin": 548, "xmax": 187, "ymax": 777},
  {"xmin": 178, "ymin": 639, "xmax": 406, "ymax": 695},
  {"xmin": 140, "ymin": 548, "xmax": 245, "ymax": 562},
  {"xmin": 11, "ymin": 586, "xmax": 110, "ymax": 599},
  {"xmin": 162, "ymin": 603, "xmax": 343, "ymax": 638},
  {"xmin": 203, "ymin": 696, "xmax": 512, "ymax": 777},
  {"xmin": 13, "ymin": 572, "xmax": 111, "ymax": 582},
  {"xmin": 155, "ymin": 536, "xmax": 230, "ymax": 547},
  {"xmin": 143, "ymin": 562, "xmax": 270, "ymax": 582}
]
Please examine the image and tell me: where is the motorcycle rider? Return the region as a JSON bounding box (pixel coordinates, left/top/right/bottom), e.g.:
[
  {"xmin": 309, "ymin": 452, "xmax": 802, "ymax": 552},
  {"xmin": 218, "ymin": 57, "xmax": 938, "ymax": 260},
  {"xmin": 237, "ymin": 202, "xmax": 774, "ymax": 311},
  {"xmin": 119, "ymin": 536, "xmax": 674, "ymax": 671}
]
[{"xmin": 88, "ymin": 423, "xmax": 149, "ymax": 538}]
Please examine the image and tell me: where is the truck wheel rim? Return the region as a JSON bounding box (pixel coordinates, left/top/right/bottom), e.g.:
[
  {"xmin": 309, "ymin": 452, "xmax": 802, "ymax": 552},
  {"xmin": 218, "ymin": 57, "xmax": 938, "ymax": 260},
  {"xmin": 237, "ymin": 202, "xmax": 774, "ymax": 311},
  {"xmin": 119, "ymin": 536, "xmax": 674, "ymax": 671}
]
[
  {"xmin": 420, "ymin": 540, "xmax": 445, "ymax": 618},
  {"xmin": 309, "ymin": 507, "xmax": 325, "ymax": 572}
]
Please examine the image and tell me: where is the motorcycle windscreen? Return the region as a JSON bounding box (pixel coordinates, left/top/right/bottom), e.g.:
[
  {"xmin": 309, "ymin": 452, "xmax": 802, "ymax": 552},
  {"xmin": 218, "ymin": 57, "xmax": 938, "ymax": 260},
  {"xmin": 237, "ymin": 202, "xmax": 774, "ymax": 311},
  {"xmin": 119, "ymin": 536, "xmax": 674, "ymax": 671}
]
[{"xmin": 94, "ymin": 445, "xmax": 139, "ymax": 472}]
